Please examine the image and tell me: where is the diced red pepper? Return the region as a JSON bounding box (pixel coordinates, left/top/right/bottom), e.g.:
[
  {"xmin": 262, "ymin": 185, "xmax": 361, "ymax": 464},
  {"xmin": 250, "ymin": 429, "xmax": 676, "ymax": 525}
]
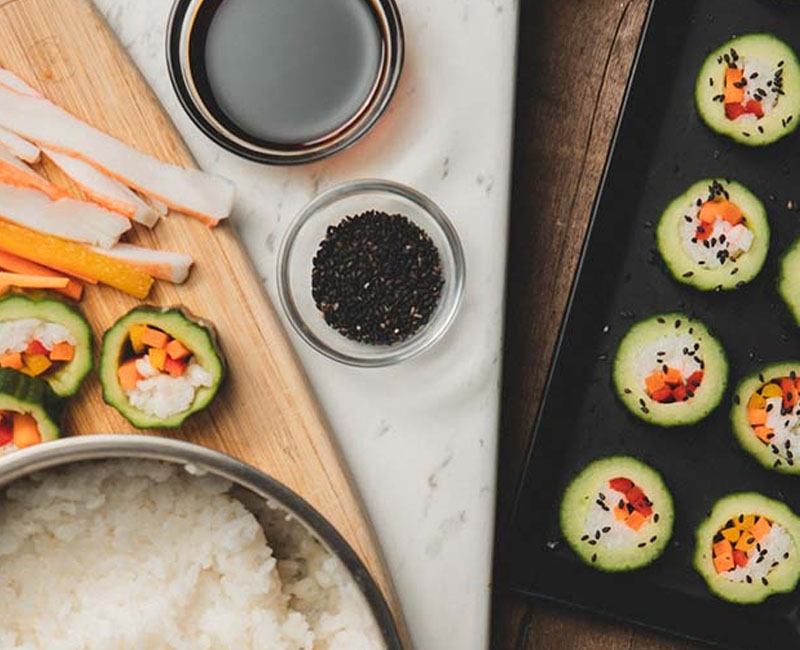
[
  {"xmin": 745, "ymin": 99, "xmax": 764, "ymax": 118},
  {"xmin": 630, "ymin": 497, "xmax": 653, "ymax": 517},
  {"xmin": 625, "ymin": 485, "xmax": 645, "ymax": 504},
  {"xmin": 164, "ymin": 356, "xmax": 187, "ymax": 378},
  {"xmin": 687, "ymin": 371, "xmax": 704, "ymax": 389},
  {"xmin": 25, "ymin": 340, "xmax": 47, "ymax": 356},
  {"xmin": 695, "ymin": 223, "xmax": 712, "ymax": 241},
  {"xmin": 0, "ymin": 413, "xmax": 12, "ymax": 447},
  {"xmin": 725, "ymin": 102, "xmax": 746, "ymax": 120},
  {"xmin": 651, "ymin": 386, "xmax": 675, "ymax": 403},
  {"xmin": 733, "ymin": 549, "xmax": 749, "ymax": 568},
  {"xmin": 672, "ymin": 384, "xmax": 689, "ymax": 401},
  {"xmin": 780, "ymin": 377, "xmax": 798, "ymax": 409},
  {"xmin": 609, "ymin": 477, "xmax": 634, "ymax": 494}
]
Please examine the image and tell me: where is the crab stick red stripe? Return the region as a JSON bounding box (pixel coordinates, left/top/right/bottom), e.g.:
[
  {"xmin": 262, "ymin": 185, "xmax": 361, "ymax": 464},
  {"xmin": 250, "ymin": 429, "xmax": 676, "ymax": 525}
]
[
  {"xmin": 0, "ymin": 80, "xmax": 234, "ymax": 225},
  {"xmin": 0, "ymin": 127, "xmax": 39, "ymax": 163},
  {"xmin": 44, "ymin": 149, "xmax": 160, "ymax": 228},
  {"xmin": 0, "ymin": 146, "xmax": 65, "ymax": 200}
]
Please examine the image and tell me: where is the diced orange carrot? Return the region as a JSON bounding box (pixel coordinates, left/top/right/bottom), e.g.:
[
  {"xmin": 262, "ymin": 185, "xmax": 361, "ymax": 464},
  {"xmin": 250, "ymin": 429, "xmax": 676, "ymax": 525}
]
[
  {"xmin": 645, "ymin": 371, "xmax": 666, "ymax": 395},
  {"xmin": 613, "ymin": 503, "xmax": 628, "ymax": 521},
  {"xmin": 21, "ymin": 354, "xmax": 51, "ymax": 377},
  {"xmin": 747, "ymin": 409, "xmax": 767, "ymax": 426},
  {"xmin": 0, "ymin": 249, "xmax": 83, "ymax": 300},
  {"xmin": 716, "ymin": 200, "xmax": 743, "ymax": 225},
  {"xmin": 141, "ymin": 327, "xmax": 169, "ymax": 349},
  {"xmin": 754, "ymin": 425, "xmax": 775, "ymax": 444},
  {"xmin": 117, "ymin": 359, "xmax": 141, "ymax": 390},
  {"xmin": 164, "ymin": 356, "xmax": 187, "ymax": 378},
  {"xmin": 626, "ymin": 510, "xmax": 646, "ymax": 531},
  {"xmin": 698, "ymin": 202, "xmax": 719, "ymax": 224},
  {"xmin": 0, "ymin": 352, "xmax": 22, "ymax": 369},
  {"xmin": 714, "ymin": 552, "xmax": 735, "ymax": 574},
  {"xmin": 0, "ymin": 272, "xmax": 69, "ymax": 290},
  {"xmin": 148, "ymin": 347, "xmax": 167, "ymax": 371},
  {"xmin": 749, "ymin": 517, "xmax": 771, "ymax": 542},
  {"xmin": 12, "ymin": 412, "xmax": 40, "ymax": 448},
  {"xmin": 664, "ymin": 367, "xmax": 682, "ymax": 386},
  {"xmin": 713, "ymin": 539, "xmax": 733, "ymax": 558},
  {"xmin": 49, "ymin": 342, "xmax": 74, "ymax": 362},
  {"xmin": 735, "ymin": 531, "xmax": 757, "ymax": 553},
  {"xmin": 165, "ymin": 339, "xmax": 191, "ymax": 360},
  {"xmin": 724, "ymin": 67, "xmax": 745, "ymax": 104},
  {"xmin": 0, "ymin": 221, "xmax": 152, "ymax": 298},
  {"xmin": 721, "ymin": 527, "xmax": 741, "ymax": 543}
]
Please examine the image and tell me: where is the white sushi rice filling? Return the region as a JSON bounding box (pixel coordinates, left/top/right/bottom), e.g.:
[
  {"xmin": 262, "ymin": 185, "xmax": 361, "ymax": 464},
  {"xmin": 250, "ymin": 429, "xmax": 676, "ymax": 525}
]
[
  {"xmin": 760, "ymin": 395, "xmax": 800, "ymax": 464},
  {"xmin": 634, "ymin": 332, "xmax": 703, "ymax": 395},
  {"xmin": 729, "ymin": 57, "xmax": 781, "ymax": 120},
  {"xmin": 724, "ymin": 523, "xmax": 793, "ymax": 583},
  {"xmin": 679, "ymin": 200, "xmax": 753, "ymax": 269},
  {"xmin": 581, "ymin": 480, "xmax": 656, "ymax": 551},
  {"xmin": 126, "ymin": 357, "xmax": 213, "ymax": 419},
  {"xmin": 0, "ymin": 318, "xmax": 74, "ymax": 354}
]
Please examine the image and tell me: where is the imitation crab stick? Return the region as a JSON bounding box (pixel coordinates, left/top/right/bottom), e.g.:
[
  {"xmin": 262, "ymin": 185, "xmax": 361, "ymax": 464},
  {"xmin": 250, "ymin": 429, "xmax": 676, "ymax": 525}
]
[
  {"xmin": 0, "ymin": 146, "xmax": 65, "ymax": 200},
  {"xmin": 0, "ymin": 127, "xmax": 39, "ymax": 163},
  {"xmin": 0, "ymin": 221, "xmax": 152, "ymax": 298},
  {"xmin": 91, "ymin": 243, "xmax": 193, "ymax": 284},
  {"xmin": 0, "ymin": 70, "xmax": 40, "ymax": 98},
  {"xmin": 0, "ymin": 182, "xmax": 130, "ymax": 249},
  {"xmin": 0, "ymin": 273, "xmax": 69, "ymax": 290},
  {"xmin": 0, "ymin": 81, "xmax": 234, "ymax": 225},
  {"xmin": 0, "ymin": 250, "xmax": 83, "ymax": 300},
  {"xmin": 45, "ymin": 150, "xmax": 160, "ymax": 228}
]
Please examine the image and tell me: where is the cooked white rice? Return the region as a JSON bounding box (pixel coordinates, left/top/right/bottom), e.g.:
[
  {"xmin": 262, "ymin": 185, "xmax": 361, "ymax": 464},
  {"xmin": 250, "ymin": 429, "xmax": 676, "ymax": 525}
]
[{"xmin": 0, "ymin": 460, "xmax": 386, "ymax": 650}]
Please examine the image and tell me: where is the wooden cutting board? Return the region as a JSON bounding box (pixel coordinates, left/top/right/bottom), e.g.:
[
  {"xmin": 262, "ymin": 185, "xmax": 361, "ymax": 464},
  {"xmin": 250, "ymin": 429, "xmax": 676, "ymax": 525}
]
[{"xmin": 0, "ymin": 0, "xmax": 408, "ymax": 642}]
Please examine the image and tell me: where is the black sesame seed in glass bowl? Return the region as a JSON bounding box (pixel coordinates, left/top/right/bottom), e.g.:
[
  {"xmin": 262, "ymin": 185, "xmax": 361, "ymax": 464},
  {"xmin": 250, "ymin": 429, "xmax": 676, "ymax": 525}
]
[{"xmin": 277, "ymin": 180, "xmax": 465, "ymax": 367}]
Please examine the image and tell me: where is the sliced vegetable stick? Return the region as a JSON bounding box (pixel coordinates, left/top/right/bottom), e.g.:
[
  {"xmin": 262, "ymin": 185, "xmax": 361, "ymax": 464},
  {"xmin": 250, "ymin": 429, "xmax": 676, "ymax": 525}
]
[
  {"xmin": 0, "ymin": 249, "xmax": 83, "ymax": 300},
  {"xmin": 90, "ymin": 243, "xmax": 193, "ymax": 283},
  {"xmin": 0, "ymin": 248, "xmax": 95, "ymax": 285},
  {"xmin": 44, "ymin": 149, "xmax": 160, "ymax": 228},
  {"xmin": 0, "ymin": 127, "xmax": 39, "ymax": 163},
  {"xmin": 0, "ymin": 81, "xmax": 233, "ymax": 224},
  {"xmin": 0, "ymin": 182, "xmax": 130, "ymax": 249},
  {"xmin": 0, "ymin": 221, "xmax": 152, "ymax": 298},
  {"xmin": 0, "ymin": 70, "xmax": 41, "ymax": 98},
  {"xmin": 0, "ymin": 273, "xmax": 69, "ymax": 289},
  {"xmin": 0, "ymin": 146, "xmax": 64, "ymax": 200}
]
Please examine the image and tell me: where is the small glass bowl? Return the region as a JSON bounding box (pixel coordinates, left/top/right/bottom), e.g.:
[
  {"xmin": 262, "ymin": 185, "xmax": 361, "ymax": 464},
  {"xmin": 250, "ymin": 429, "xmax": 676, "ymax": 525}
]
[{"xmin": 277, "ymin": 179, "xmax": 465, "ymax": 367}]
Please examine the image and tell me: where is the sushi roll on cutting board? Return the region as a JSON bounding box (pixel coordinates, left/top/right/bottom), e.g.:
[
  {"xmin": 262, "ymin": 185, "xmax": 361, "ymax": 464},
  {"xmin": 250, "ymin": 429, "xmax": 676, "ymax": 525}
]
[
  {"xmin": 560, "ymin": 456, "xmax": 674, "ymax": 572},
  {"xmin": 731, "ymin": 363, "xmax": 800, "ymax": 474},
  {"xmin": 695, "ymin": 493, "xmax": 800, "ymax": 604},
  {"xmin": 657, "ymin": 179, "xmax": 769, "ymax": 291},
  {"xmin": 613, "ymin": 313, "xmax": 728, "ymax": 426},
  {"xmin": 696, "ymin": 33, "xmax": 800, "ymax": 145}
]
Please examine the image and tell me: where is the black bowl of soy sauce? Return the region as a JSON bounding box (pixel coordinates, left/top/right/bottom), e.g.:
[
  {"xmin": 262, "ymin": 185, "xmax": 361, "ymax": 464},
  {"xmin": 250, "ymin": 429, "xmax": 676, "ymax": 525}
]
[{"xmin": 167, "ymin": 0, "xmax": 403, "ymax": 165}]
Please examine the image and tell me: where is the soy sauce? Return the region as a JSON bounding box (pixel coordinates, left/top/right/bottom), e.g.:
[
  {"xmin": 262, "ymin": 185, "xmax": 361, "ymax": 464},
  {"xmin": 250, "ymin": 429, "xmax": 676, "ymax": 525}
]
[{"xmin": 202, "ymin": 0, "xmax": 383, "ymax": 146}]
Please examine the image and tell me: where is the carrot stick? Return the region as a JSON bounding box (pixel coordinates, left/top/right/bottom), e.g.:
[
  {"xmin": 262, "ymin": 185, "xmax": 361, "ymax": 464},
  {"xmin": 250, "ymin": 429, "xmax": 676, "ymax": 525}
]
[
  {"xmin": 0, "ymin": 221, "xmax": 152, "ymax": 298},
  {"xmin": 0, "ymin": 249, "xmax": 83, "ymax": 299},
  {"xmin": 0, "ymin": 273, "xmax": 69, "ymax": 289}
]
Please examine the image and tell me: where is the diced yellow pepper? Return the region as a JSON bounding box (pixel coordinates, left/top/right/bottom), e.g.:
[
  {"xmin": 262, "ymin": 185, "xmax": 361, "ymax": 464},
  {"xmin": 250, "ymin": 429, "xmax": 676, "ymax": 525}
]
[
  {"xmin": 762, "ymin": 383, "xmax": 783, "ymax": 398},
  {"xmin": 130, "ymin": 324, "xmax": 148, "ymax": 354},
  {"xmin": 21, "ymin": 354, "xmax": 51, "ymax": 377},
  {"xmin": 735, "ymin": 532, "xmax": 757, "ymax": 553},
  {"xmin": 748, "ymin": 392, "xmax": 767, "ymax": 409},
  {"xmin": 148, "ymin": 347, "xmax": 167, "ymax": 371},
  {"xmin": 721, "ymin": 527, "xmax": 741, "ymax": 543},
  {"xmin": 739, "ymin": 515, "xmax": 756, "ymax": 530}
]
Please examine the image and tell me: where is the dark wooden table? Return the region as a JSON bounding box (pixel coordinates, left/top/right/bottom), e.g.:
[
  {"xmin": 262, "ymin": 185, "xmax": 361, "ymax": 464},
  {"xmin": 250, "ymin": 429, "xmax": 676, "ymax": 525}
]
[{"xmin": 492, "ymin": 0, "xmax": 708, "ymax": 648}]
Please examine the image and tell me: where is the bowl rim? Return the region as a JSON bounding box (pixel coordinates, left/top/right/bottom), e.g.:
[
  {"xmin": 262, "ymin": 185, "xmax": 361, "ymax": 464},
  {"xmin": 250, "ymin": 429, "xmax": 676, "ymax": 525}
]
[
  {"xmin": 277, "ymin": 178, "xmax": 466, "ymax": 367},
  {"xmin": 0, "ymin": 435, "xmax": 406, "ymax": 650},
  {"xmin": 165, "ymin": 0, "xmax": 404, "ymax": 166}
]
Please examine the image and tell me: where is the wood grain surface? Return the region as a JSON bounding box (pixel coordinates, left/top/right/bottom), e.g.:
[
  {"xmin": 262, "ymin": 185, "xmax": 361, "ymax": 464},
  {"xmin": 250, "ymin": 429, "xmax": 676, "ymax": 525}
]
[
  {"xmin": 493, "ymin": 0, "xmax": 705, "ymax": 648},
  {"xmin": 0, "ymin": 0, "xmax": 407, "ymax": 642}
]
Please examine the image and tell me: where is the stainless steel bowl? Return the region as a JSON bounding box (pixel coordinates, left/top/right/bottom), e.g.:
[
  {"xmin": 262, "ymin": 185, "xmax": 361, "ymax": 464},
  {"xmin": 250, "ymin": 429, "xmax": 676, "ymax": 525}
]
[{"xmin": 0, "ymin": 435, "xmax": 405, "ymax": 649}]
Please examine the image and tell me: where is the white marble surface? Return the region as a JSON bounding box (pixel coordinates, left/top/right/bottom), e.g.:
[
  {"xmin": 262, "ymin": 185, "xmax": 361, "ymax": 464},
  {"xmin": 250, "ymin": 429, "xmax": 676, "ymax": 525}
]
[{"xmin": 93, "ymin": 1, "xmax": 518, "ymax": 648}]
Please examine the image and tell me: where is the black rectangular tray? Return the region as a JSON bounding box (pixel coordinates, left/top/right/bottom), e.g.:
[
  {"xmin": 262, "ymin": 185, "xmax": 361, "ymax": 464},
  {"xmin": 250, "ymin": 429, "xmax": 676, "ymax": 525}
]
[{"xmin": 500, "ymin": 1, "xmax": 800, "ymax": 648}]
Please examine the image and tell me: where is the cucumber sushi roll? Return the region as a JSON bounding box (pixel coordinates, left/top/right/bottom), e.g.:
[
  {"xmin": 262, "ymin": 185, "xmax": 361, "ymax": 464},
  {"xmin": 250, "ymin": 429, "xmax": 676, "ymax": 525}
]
[
  {"xmin": 778, "ymin": 237, "xmax": 800, "ymax": 325},
  {"xmin": 0, "ymin": 294, "xmax": 92, "ymax": 397},
  {"xmin": 613, "ymin": 314, "xmax": 728, "ymax": 426},
  {"xmin": 731, "ymin": 363, "xmax": 800, "ymax": 474},
  {"xmin": 657, "ymin": 179, "xmax": 769, "ymax": 291},
  {"xmin": 100, "ymin": 306, "xmax": 225, "ymax": 428},
  {"xmin": 694, "ymin": 493, "xmax": 800, "ymax": 603},
  {"xmin": 696, "ymin": 34, "xmax": 800, "ymax": 145},
  {"xmin": 0, "ymin": 368, "xmax": 62, "ymax": 452},
  {"xmin": 560, "ymin": 456, "xmax": 674, "ymax": 572}
]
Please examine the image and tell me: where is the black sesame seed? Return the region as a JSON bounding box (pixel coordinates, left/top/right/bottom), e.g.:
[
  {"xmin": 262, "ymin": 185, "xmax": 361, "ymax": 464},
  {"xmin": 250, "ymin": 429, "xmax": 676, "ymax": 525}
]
[
  {"xmin": 591, "ymin": 553, "xmax": 597, "ymax": 563},
  {"xmin": 675, "ymin": 319, "xmax": 681, "ymax": 328},
  {"xmin": 602, "ymin": 526, "xmax": 611, "ymax": 533},
  {"xmin": 746, "ymin": 575, "xmax": 752, "ymax": 584},
  {"xmin": 762, "ymin": 577, "xmax": 769, "ymax": 586},
  {"xmin": 638, "ymin": 542, "xmax": 646, "ymax": 548},
  {"xmin": 581, "ymin": 535, "xmax": 589, "ymax": 541}
]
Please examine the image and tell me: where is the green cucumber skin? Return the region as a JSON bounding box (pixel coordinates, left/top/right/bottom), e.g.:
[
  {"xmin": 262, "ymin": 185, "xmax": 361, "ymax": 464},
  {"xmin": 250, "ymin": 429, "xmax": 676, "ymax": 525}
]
[
  {"xmin": 99, "ymin": 306, "xmax": 226, "ymax": 429},
  {"xmin": 0, "ymin": 368, "xmax": 63, "ymax": 440}
]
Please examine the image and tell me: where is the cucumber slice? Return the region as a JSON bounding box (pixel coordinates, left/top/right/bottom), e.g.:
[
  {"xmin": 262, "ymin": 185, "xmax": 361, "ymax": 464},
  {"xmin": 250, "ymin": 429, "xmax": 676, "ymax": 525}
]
[
  {"xmin": 696, "ymin": 33, "xmax": 800, "ymax": 146},
  {"xmin": 99, "ymin": 306, "xmax": 225, "ymax": 428},
  {"xmin": 778, "ymin": 237, "xmax": 800, "ymax": 325},
  {"xmin": 694, "ymin": 493, "xmax": 800, "ymax": 604},
  {"xmin": 0, "ymin": 294, "xmax": 92, "ymax": 397},
  {"xmin": 731, "ymin": 362, "xmax": 800, "ymax": 474},
  {"xmin": 656, "ymin": 179, "xmax": 769, "ymax": 291},
  {"xmin": 0, "ymin": 367, "xmax": 62, "ymax": 442},
  {"xmin": 613, "ymin": 313, "xmax": 728, "ymax": 427},
  {"xmin": 560, "ymin": 456, "xmax": 674, "ymax": 572}
]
